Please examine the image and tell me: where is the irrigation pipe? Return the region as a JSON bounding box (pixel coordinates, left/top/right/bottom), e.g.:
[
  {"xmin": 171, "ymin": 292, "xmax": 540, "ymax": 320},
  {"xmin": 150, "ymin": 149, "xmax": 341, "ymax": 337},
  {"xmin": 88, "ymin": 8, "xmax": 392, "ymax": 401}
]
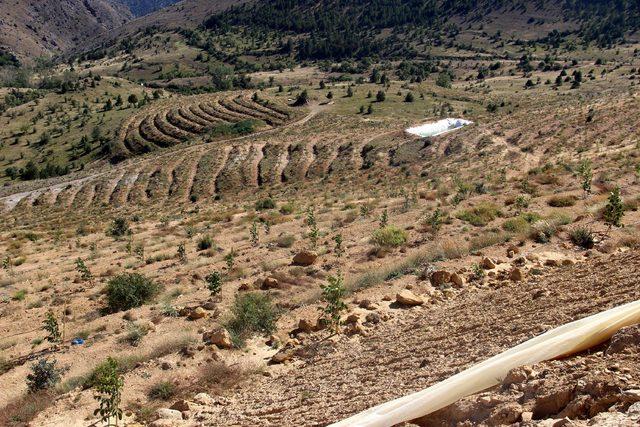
[{"xmin": 331, "ymin": 299, "xmax": 640, "ymax": 427}]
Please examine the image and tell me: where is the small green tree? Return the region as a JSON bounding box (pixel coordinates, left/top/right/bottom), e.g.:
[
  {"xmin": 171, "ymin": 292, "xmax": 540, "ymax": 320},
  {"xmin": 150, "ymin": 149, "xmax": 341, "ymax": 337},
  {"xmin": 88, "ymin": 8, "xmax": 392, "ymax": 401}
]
[
  {"xmin": 577, "ymin": 159, "xmax": 592, "ymax": 196},
  {"xmin": 376, "ymin": 90, "xmax": 386, "ymax": 102},
  {"xmin": 176, "ymin": 243, "xmax": 187, "ymax": 264},
  {"xmin": 333, "ymin": 234, "xmax": 343, "ymax": 258},
  {"xmin": 379, "ymin": 209, "xmax": 388, "ymax": 228},
  {"xmin": 425, "ymin": 208, "xmax": 443, "ymax": 236},
  {"xmin": 319, "ymin": 274, "xmax": 348, "ymax": 333},
  {"xmin": 43, "ymin": 311, "xmax": 62, "ymax": 344},
  {"xmin": 93, "ymin": 357, "xmax": 124, "ymax": 426},
  {"xmin": 293, "ymin": 90, "xmax": 308, "ymax": 106},
  {"xmin": 27, "ymin": 358, "xmax": 61, "ymax": 393},
  {"xmin": 603, "ymin": 186, "xmax": 624, "ymax": 228},
  {"xmin": 205, "ymin": 272, "xmax": 222, "ymax": 296},
  {"xmin": 404, "ymin": 92, "xmax": 415, "ymax": 102},
  {"xmin": 224, "ymin": 250, "xmax": 236, "ymax": 269},
  {"xmin": 250, "ymin": 220, "xmax": 259, "ymax": 246},
  {"xmin": 106, "ymin": 217, "xmax": 131, "ymax": 239},
  {"xmin": 346, "ymin": 86, "xmax": 354, "ymax": 97},
  {"xmin": 75, "ymin": 258, "xmax": 93, "ymax": 283},
  {"xmin": 306, "ymin": 207, "xmax": 319, "ymax": 248}
]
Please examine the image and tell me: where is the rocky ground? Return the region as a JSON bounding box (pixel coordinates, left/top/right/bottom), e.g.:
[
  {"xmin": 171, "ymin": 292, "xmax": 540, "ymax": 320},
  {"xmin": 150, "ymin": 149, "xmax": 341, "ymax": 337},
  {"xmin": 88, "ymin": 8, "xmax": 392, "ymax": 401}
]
[{"xmin": 134, "ymin": 249, "xmax": 640, "ymax": 427}]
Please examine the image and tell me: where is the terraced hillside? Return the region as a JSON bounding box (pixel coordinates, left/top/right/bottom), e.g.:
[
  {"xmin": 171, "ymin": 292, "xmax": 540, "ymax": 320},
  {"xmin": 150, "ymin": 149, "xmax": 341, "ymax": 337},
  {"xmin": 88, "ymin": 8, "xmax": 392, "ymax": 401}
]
[
  {"xmin": 2, "ymin": 81, "xmax": 639, "ymax": 226},
  {"xmin": 117, "ymin": 92, "xmax": 294, "ymax": 157}
]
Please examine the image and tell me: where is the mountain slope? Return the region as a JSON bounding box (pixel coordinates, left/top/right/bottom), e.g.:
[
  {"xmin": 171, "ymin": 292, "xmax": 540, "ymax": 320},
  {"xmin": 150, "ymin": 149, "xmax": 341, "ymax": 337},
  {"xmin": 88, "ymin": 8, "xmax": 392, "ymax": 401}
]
[{"xmin": 0, "ymin": 0, "xmax": 132, "ymax": 61}]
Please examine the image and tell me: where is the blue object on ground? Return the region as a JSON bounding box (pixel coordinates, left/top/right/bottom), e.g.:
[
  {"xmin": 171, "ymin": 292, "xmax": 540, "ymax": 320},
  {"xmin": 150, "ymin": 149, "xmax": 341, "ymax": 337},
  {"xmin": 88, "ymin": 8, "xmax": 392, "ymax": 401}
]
[{"xmin": 71, "ymin": 338, "xmax": 85, "ymax": 345}]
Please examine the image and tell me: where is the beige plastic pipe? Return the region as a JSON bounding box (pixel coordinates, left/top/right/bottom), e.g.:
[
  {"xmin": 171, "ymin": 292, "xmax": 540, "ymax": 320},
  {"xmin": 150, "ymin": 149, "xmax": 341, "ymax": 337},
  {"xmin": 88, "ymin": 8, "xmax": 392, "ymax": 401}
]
[{"xmin": 331, "ymin": 299, "xmax": 640, "ymax": 427}]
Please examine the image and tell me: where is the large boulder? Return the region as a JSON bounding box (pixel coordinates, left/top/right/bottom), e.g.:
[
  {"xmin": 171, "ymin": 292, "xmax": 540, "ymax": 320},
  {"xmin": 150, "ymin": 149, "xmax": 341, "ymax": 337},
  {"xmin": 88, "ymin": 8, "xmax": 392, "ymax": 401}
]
[
  {"xmin": 156, "ymin": 408, "xmax": 182, "ymax": 420},
  {"xmin": 395, "ymin": 290, "xmax": 425, "ymax": 306},
  {"xmin": 450, "ymin": 272, "xmax": 465, "ymax": 287},
  {"xmin": 292, "ymin": 251, "xmax": 318, "ymax": 266},
  {"xmin": 430, "ymin": 270, "xmax": 451, "ymax": 286},
  {"xmin": 202, "ymin": 328, "xmax": 233, "ymax": 349}
]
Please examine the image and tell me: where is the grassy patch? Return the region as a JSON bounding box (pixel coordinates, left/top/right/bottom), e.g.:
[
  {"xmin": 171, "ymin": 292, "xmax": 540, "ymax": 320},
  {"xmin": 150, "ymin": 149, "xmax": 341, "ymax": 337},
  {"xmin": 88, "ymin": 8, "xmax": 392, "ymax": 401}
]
[
  {"xmin": 370, "ymin": 225, "xmax": 408, "ymax": 248},
  {"xmin": 456, "ymin": 203, "xmax": 501, "ymax": 227}
]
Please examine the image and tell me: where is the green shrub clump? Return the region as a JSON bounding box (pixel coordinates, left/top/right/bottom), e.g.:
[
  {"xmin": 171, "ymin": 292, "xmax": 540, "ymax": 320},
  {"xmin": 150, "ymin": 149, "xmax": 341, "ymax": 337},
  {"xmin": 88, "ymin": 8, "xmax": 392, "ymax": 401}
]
[
  {"xmin": 569, "ymin": 227, "xmax": 595, "ymax": 249},
  {"xmin": 371, "ymin": 226, "xmax": 408, "ymax": 248},
  {"xmin": 105, "ymin": 273, "xmax": 159, "ymax": 312},
  {"xmin": 225, "ymin": 293, "xmax": 278, "ymax": 347}
]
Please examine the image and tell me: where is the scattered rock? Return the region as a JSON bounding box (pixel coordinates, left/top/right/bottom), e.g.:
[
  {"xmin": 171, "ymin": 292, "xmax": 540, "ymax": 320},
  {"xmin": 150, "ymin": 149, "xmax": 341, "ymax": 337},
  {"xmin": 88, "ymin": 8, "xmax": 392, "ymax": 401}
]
[
  {"xmin": 606, "ymin": 325, "xmax": 640, "ymax": 355},
  {"xmin": 544, "ymin": 259, "xmax": 560, "ymax": 267},
  {"xmin": 170, "ymin": 400, "xmax": 193, "ymax": 413},
  {"xmin": 297, "ymin": 318, "xmax": 317, "ymax": 333},
  {"xmin": 156, "ymin": 408, "xmax": 183, "ymax": 420},
  {"xmin": 262, "ymin": 277, "xmax": 279, "ymax": 289},
  {"xmin": 293, "ymin": 251, "xmax": 318, "ymax": 266},
  {"xmin": 481, "ymin": 257, "xmax": 496, "ymax": 270},
  {"xmin": 509, "ymin": 267, "xmax": 524, "ymax": 282},
  {"xmin": 395, "ymin": 290, "xmax": 425, "ymax": 306},
  {"xmin": 201, "ymin": 301, "xmax": 217, "ymax": 310},
  {"xmin": 506, "ymin": 245, "xmax": 520, "ymax": 258},
  {"xmin": 521, "ymin": 411, "xmax": 534, "ymax": 422},
  {"xmin": 193, "ymin": 393, "xmax": 216, "ymax": 406},
  {"xmin": 365, "ymin": 312, "xmax": 381, "ymax": 324},
  {"xmin": 450, "ymin": 272, "xmax": 464, "ymax": 287},
  {"xmin": 344, "ymin": 313, "xmax": 360, "ymax": 324},
  {"xmin": 188, "ymin": 307, "xmax": 207, "ymax": 320},
  {"xmin": 160, "ymin": 360, "xmax": 174, "ymax": 370},
  {"xmin": 202, "ymin": 328, "xmax": 233, "ymax": 349},
  {"xmin": 487, "ymin": 402, "xmax": 522, "ymax": 426},
  {"xmin": 358, "ymin": 299, "xmax": 378, "ymax": 310}
]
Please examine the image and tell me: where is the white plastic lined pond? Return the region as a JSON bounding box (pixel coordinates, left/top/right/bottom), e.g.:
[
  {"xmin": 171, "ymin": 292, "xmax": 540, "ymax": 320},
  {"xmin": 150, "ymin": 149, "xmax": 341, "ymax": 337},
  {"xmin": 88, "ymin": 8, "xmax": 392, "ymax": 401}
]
[{"xmin": 406, "ymin": 118, "xmax": 473, "ymax": 138}]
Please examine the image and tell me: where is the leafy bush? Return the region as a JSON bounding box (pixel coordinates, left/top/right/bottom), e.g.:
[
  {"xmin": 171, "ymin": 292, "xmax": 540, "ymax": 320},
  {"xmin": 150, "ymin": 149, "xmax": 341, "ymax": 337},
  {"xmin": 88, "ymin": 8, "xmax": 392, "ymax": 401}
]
[
  {"xmin": 107, "ymin": 217, "xmax": 131, "ymax": 239},
  {"xmin": 455, "ymin": 203, "xmax": 501, "ymax": 227},
  {"xmin": 197, "ymin": 235, "xmax": 214, "ymax": 251},
  {"xmin": 255, "ymin": 198, "xmax": 276, "ymax": 210},
  {"xmin": 105, "ymin": 273, "xmax": 159, "ymax": 312},
  {"xmin": 371, "ymin": 226, "xmax": 407, "ymax": 248},
  {"xmin": 569, "ymin": 227, "xmax": 595, "ymax": 249},
  {"xmin": 205, "ymin": 272, "xmax": 222, "ymax": 296},
  {"xmin": 225, "ymin": 293, "xmax": 278, "ymax": 347},
  {"xmin": 26, "ymin": 358, "xmax": 61, "ymax": 393},
  {"xmin": 547, "ymin": 195, "xmax": 577, "ymax": 207}
]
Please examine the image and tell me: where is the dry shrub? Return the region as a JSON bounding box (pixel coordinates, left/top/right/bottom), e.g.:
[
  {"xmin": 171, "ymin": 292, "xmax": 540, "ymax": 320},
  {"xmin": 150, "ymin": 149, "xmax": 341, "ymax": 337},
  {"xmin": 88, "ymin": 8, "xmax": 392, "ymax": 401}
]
[
  {"xmin": 0, "ymin": 390, "xmax": 54, "ymax": 426},
  {"xmin": 547, "ymin": 195, "xmax": 577, "ymax": 207},
  {"xmin": 436, "ymin": 238, "xmax": 468, "ymax": 259}
]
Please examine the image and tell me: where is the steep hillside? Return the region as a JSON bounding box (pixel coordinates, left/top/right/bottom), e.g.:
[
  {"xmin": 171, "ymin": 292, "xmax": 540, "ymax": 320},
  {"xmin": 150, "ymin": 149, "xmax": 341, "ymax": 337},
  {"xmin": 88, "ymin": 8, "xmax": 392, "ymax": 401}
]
[
  {"xmin": 0, "ymin": 0, "xmax": 132, "ymax": 61},
  {"xmin": 118, "ymin": 0, "xmax": 181, "ymax": 17}
]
